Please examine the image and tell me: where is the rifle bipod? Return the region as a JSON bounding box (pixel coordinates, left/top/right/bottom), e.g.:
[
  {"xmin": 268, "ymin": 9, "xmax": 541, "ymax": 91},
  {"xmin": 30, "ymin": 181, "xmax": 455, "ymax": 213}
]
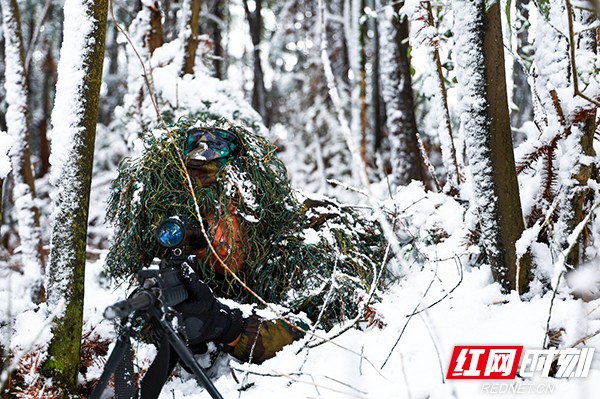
[{"xmin": 90, "ymin": 275, "xmax": 224, "ymax": 399}]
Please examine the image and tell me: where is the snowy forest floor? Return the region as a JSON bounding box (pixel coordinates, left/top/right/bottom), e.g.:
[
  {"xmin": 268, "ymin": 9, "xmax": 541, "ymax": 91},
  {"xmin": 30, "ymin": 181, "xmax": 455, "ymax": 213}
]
[
  {"xmin": 79, "ymin": 225, "xmax": 600, "ymax": 398},
  {"xmin": 79, "ymin": 253, "xmax": 600, "ymax": 399},
  {"xmin": 9, "ymin": 172, "xmax": 597, "ymax": 399}
]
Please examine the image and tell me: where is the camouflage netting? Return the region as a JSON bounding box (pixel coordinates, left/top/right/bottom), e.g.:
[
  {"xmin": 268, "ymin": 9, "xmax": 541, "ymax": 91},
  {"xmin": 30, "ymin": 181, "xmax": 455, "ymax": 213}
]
[{"xmin": 105, "ymin": 116, "xmax": 387, "ymax": 327}]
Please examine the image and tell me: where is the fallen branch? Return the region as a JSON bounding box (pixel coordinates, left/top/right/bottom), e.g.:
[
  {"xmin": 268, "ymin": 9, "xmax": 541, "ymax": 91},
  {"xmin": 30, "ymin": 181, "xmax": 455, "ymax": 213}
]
[
  {"xmin": 229, "ymin": 366, "xmax": 369, "ymax": 397},
  {"xmin": 570, "ymin": 328, "xmax": 600, "ymax": 348}
]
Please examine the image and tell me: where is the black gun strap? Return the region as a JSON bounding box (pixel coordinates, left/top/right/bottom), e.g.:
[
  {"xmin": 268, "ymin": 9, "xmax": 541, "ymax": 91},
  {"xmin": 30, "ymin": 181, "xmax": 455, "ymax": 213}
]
[
  {"xmin": 140, "ymin": 336, "xmax": 179, "ymax": 399},
  {"xmin": 114, "ymin": 338, "xmax": 137, "ymax": 399}
]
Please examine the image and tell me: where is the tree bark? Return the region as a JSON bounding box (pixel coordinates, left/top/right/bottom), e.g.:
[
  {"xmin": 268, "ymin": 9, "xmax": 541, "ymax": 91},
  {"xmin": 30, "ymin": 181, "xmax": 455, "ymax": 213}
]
[
  {"xmin": 181, "ymin": 0, "xmax": 201, "ymax": 75},
  {"xmin": 147, "ymin": 1, "xmax": 164, "ymax": 55},
  {"xmin": 357, "ymin": 0, "xmax": 369, "ymax": 169},
  {"xmin": 453, "ymin": 0, "xmax": 531, "ymax": 293},
  {"xmin": 370, "ymin": 0, "xmax": 384, "ymax": 155},
  {"xmin": 511, "ymin": 0, "xmax": 534, "ymax": 129},
  {"xmin": 243, "ymin": 0, "xmax": 268, "ymax": 126},
  {"xmin": 563, "ymin": 111, "xmax": 596, "ymax": 266},
  {"xmin": 378, "ymin": 2, "xmax": 425, "ymax": 186},
  {"xmin": 327, "ymin": 0, "xmax": 350, "ymax": 84},
  {"xmin": 209, "ymin": 0, "xmax": 225, "ymax": 79},
  {"xmin": 42, "ymin": 0, "xmax": 108, "ymax": 392},
  {"xmin": 37, "ymin": 41, "xmax": 55, "ymax": 178},
  {"xmin": 1, "ymin": 0, "xmax": 45, "ymax": 289},
  {"xmin": 560, "ymin": 4, "xmax": 597, "ymax": 266},
  {"xmin": 422, "ymin": 1, "xmax": 460, "ymax": 193}
]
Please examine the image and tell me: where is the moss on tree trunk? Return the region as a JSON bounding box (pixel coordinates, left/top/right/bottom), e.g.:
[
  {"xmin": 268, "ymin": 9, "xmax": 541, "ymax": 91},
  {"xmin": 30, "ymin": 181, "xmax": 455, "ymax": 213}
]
[{"xmin": 42, "ymin": 0, "xmax": 108, "ymax": 393}]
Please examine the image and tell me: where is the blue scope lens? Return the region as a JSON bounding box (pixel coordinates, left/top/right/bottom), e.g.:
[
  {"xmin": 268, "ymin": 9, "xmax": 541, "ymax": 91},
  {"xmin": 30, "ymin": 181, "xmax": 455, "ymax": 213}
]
[{"xmin": 157, "ymin": 220, "xmax": 185, "ymax": 248}]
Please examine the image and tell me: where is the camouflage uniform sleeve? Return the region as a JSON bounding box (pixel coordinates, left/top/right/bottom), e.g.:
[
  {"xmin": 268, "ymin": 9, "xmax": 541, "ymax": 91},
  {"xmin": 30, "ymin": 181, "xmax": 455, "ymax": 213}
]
[{"xmin": 223, "ymin": 313, "xmax": 308, "ymax": 364}]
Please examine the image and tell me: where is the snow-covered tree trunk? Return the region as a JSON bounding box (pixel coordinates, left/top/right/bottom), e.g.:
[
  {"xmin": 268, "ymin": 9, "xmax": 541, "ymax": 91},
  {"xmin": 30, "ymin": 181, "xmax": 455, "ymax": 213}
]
[
  {"xmin": 560, "ymin": 113, "xmax": 597, "ymax": 266},
  {"xmin": 510, "ymin": 0, "xmax": 534, "ymax": 129},
  {"xmin": 208, "ymin": 0, "xmax": 226, "ymax": 79},
  {"xmin": 37, "ymin": 43, "xmax": 56, "ymax": 178},
  {"xmin": 0, "ymin": 130, "xmax": 13, "ymax": 231},
  {"xmin": 122, "ymin": 2, "xmax": 163, "ymax": 136},
  {"xmin": 556, "ymin": 2, "xmax": 598, "ymax": 266},
  {"xmin": 369, "ymin": 0, "xmax": 385, "ymax": 155},
  {"xmin": 244, "ymin": 0, "xmax": 268, "ymax": 126},
  {"xmin": 42, "ymin": 0, "xmax": 108, "ymax": 392},
  {"xmin": 378, "ymin": 2, "xmax": 425, "ymax": 186},
  {"xmin": 1, "ymin": 0, "xmax": 46, "ymax": 297},
  {"xmin": 347, "ymin": 0, "xmax": 368, "ymax": 168},
  {"xmin": 453, "ymin": 0, "xmax": 531, "ymax": 293},
  {"xmin": 327, "ymin": 0, "xmax": 349, "ymax": 83},
  {"xmin": 358, "ymin": 1, "xmax": 368, "ymax": 164},
  {"xmin": 410, "ymin": 0, "xmax": 461, "ymax": 193},
  {"xmin": 533, "ymin": 0, "xmax": 570, "ymax": 111},
  {"xmin": 181, "ymin": 0, "xmax": 201, "ymax": 75}
]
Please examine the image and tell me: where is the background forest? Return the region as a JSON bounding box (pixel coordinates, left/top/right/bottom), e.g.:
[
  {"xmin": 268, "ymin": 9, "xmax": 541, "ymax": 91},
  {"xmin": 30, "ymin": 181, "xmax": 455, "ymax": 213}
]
[{"xmin": 1, "ymin": 0, "xmax": 600, "ymax": 397}]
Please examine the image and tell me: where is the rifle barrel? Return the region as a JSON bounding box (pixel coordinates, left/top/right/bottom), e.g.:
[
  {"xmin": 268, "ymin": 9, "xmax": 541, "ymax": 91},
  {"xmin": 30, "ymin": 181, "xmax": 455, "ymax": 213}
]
[{"xmin": 104, "ymin": 290, "xmax": 155, "ymax": 320}]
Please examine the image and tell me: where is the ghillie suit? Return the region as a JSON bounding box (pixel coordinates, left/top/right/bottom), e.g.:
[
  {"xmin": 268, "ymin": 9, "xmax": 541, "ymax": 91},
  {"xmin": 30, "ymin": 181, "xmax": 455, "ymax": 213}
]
[{"xmin": 106, "ymin": 116, "xmax": 386, "ymax": 328}]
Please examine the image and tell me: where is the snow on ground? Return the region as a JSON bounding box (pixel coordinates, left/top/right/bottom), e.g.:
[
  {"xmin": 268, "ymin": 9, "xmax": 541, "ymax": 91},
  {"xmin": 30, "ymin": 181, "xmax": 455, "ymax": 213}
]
[
  {"xmin": 82, "ymin": 257, "xmax": 600, "ymax": 399},
  {"xmin": 79, "ymin": 182, "xmax": 600, "ymax": 399}
]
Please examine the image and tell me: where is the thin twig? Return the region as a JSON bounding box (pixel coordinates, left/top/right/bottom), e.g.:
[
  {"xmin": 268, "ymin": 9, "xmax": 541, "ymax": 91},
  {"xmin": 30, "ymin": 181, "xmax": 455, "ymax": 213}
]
[
  {"xmin": 544, "ymin": 271, "xmax": 565, "ymax": 349},
  {"xmin": 230, "ymin": 366, "xmax": 369, "ymax": 397},
  {"xmin": 381, "ymin": 267, "xmax": 438, "ymax": 369},
  {"xmin": 359, "ymin": 344, "xmax": 364, "ymax": 376},
  {"xmin": 570, "ymin": 328, "xmax": 600, "ymax": 348},
  {"xmin": 561, "ymin": 200, "xmax": 600, "ymax": 264},
  {"xmin": 405, "ymin": 254, "xmax": 463, "ymax": 317},
  {"xmin": 418, "ymin": 312, "xmax": 445, "ymax": 384},
  {"xmin": 565, "ymin": 0, "xmax": 600, "ymax": 106},
  {"xmin": 586, "ymin": 302, "xmax": 600, "ymax": 316},
  {"xmin": 399, "ymin": 353, "xmax": 412, "ymax": 399},
  {"xmin": 416, "ymin": 132, "xmax": 441, "ymax": 192},
  {"xmin": 310, "ymin": 254, "xmax": 340, "ymax": 334},
  {"xmin": 109, "ymin": 0, "xmax": 162, "ymax": 124},
  {"xmin": 25, "ymin": 0, "xmax": 53, "ymax": 73}
]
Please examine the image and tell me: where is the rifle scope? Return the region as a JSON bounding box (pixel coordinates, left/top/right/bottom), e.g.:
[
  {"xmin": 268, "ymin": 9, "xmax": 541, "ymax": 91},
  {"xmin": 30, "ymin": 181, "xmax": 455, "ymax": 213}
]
[{"xmin": 156, "ymin": 216, "xmax": 209, "ymax": 249}]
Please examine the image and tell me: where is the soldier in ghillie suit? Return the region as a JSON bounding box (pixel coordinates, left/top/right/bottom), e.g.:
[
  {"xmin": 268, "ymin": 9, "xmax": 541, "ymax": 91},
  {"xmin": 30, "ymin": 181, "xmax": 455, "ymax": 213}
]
[{"xmin": 105, "ymin": 116, "xmax": 386, "ymax": 364}]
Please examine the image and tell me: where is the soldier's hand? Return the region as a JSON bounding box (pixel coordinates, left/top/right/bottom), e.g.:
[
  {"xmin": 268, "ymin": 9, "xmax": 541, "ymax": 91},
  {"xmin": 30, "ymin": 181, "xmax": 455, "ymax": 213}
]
[{"xmin": 175, "ymin": 267, "xmax": 243, "ymax": 350}]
